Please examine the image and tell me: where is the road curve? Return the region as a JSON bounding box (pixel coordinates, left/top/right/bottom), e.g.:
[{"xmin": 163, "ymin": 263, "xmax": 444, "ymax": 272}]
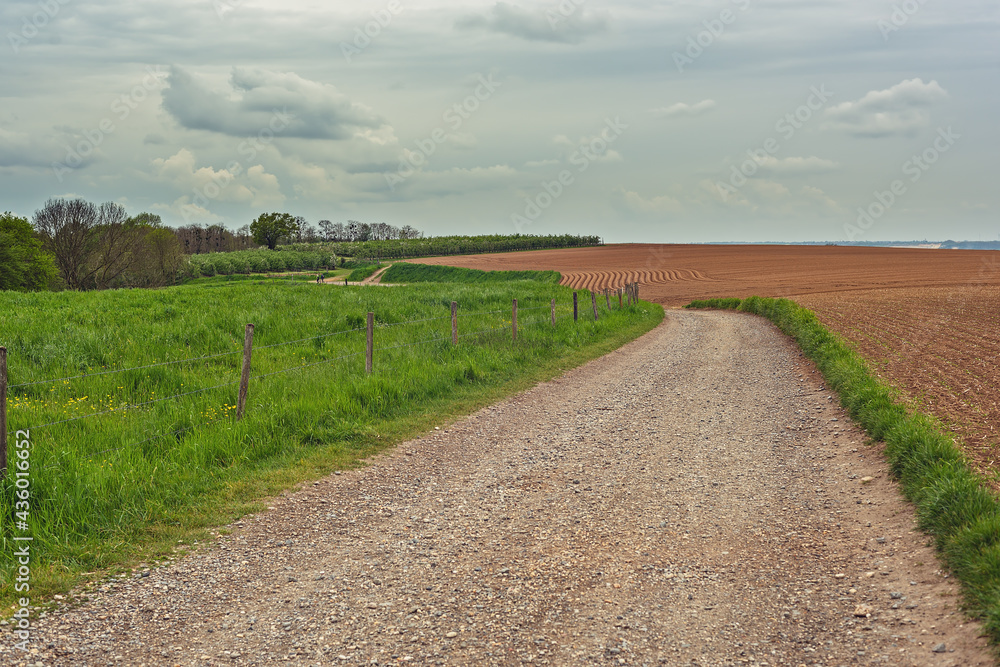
[{"xmin": 7, "ymin": 310, "xmax": 991, "ymax": 666}]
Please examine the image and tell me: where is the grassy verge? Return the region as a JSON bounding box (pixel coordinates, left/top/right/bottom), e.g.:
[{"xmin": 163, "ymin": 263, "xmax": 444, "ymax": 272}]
[
  {"xmin": 686, "ymin": 296, "xmax": 1000, "ymax": 644},
  {"xmin": 383, "ymin": 263, "xmax": 560, "ymax": 284},
  {"xmin": 1, "ymin": 281, "xmax": 661, "ymax": 610},
  {"xmin": 347, "ymin": 265, "xmax": 381, "ymax": 282}
]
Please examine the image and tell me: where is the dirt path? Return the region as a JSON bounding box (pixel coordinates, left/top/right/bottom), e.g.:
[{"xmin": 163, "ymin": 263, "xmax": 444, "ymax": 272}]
[
  {"xmin": 362, "ymin": 266, "xmax": 391, "ymax": 285},
  {"xmin": 4, "ymin": 311, "xmax": 992, "ymax": 666}
]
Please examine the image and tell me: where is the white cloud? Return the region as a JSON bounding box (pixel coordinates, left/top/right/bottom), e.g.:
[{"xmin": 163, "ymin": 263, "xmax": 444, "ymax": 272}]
[
  {"xmin": 161, "ymin": 66, "xmax": 386, "ymax": 140},
  {"xmin": 456, "ymin": 2, "xmax": 609, "ymax": 44},
  {"xmin": 755, "ymin": 156, "xmax": 840, "ymax": 174},
  {"xmin": 650, "ymin": 100, "xmax": 716, "ymax": 118},
  {"xmin": 823, "ymin": 78, "xmax": 948, "ymax": 137},
  {"xmin": 552, "ymin": 133, "xmax": 623, "ymax": 163},
  {"xmin": 149, "ymin": 148, "xmax": 284, "ymax": 207}
]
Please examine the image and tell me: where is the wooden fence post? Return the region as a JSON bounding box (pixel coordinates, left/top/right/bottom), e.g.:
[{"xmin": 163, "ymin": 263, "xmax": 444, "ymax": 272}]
[
  {"xmin": 0, "ymin": 347, "xmax": 7, "ymax": 476},
  {"xmin": 550, "ymin": 298, "xmax": 556, "ymax": 327},
  {"xmin": 605, "ymin": 289, "xmax": 610, "ymax": 310},
  {"xmin": 236, "ymin": 324, "xmax": 254, "ymax": 420},
  {"xmin": 618, "ymin": 289, "xmax": 623, "ymax": 309},
  {"xmin": 591, "ymin": 291, "xmax": 598, "ymax": 321},
  {"xmin": 573, "ymin": 292, "xmax": 578, "ymax": 322},
  {"xmin": 366, "ymin": 312, "xmax": 374, "ymax": 374},
  {"xmin": 451, "ymin": 301, "xmax": 458, "ymax": 345},
  {"xmin": 512, "ymin": 298, "xmax": 518, "ymax": 341}
]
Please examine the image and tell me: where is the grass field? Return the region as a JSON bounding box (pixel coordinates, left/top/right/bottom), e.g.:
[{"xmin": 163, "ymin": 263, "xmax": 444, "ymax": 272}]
[
  {"xmin": 383, "ymin": 262, "xmax": 560, "ymax": 285},
  {"xmin": 0, "ymin": 274, "xmax": 661, "ymax": 608}
]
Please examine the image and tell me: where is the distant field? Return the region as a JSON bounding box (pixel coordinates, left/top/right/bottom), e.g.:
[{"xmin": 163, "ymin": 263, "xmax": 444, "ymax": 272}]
[
  {"xmin": 413, "ymin": 244, "xmax": 1000, "ymax": 485},
  {"xmin": 412, "ymin": 243, "xmax": 1000, "ymax": 305}
]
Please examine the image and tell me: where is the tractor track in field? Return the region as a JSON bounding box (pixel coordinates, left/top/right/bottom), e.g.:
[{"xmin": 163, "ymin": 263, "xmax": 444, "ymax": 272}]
[{"xmin": 4, "ymin": 310, "xmax": 991, "ymax": 666}]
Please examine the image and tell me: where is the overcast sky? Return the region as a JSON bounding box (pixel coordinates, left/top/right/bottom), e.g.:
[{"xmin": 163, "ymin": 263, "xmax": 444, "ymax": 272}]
[{"xmin": 1, "ymin": 0, "xmax": 997, "ymax": 242}]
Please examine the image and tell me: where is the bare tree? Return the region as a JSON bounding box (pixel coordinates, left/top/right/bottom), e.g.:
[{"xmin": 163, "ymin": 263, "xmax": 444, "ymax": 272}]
[
  {"xmin": 331, "ymin": 221, "xmax": 345, "ymax": 241},
  {"xmin": 318, "ymin": 219, "xmax": 334, "ymax": 241},
  {"xmin": 89, "ymin": 202, "xmax": 142, "ymax": 288},
  {"xmin": 33, "ymin": 198, "xmax": 99, "ymax": 290},
  {"xmin": 32, "ymin": 198, "xmax": 142, "ymax": 290}
]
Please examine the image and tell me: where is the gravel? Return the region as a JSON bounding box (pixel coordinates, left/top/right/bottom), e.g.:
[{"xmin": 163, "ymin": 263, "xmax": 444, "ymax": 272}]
[{"xmin": 2, "ymin": 310, "xmax": 992, "ymax": 666}]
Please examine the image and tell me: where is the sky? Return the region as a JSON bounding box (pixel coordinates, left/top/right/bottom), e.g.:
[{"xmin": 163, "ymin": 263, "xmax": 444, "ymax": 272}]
[{"xmin": 1, "ymin": 0, "xmax": 997, "ymax": 243}]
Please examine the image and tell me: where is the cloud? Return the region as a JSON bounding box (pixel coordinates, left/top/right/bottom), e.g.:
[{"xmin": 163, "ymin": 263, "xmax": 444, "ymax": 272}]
[
  {"xmin": 617, "ymin": 187, "xmax": 683, "ymax": 214},
  {"xmin": 388, "ymin": 164, "xmax": 520, "ymax": 199},
  {"xmin": 650, "ymin": 100, "xmax": 716, "ymax": 118},
  {"xmin": 0, "ymin": 128, "xmax": 54, "ymax": 168},
  {"xmin": 149, "ymin": 148, "xmax": 284, "ymax": 207},
  {"xmin": 553, "ymin": 133, "xmax": 623, "ymax": 163},
  {"xmin": 456, "ymin": 2, "xmax": 609, "ymax": 44},
  {"xmin": 755, "ymin": 156, "xmax": 840, "ymax": 174},
  {"xmin": 161, "ymin": 66, "xmax": 386, "ymax": 140},
  {"xmin": 823, "ymin": 78, "xmax": 948, "ymax": 137}
]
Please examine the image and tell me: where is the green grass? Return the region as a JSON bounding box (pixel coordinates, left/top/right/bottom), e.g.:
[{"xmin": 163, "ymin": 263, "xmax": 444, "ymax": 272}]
[
  {"xmin": 383, "ymin": 262, "xmax": 560, "ymax": 284},
  {"xmin": 347, "ymin": 265, "xmax": 381, "ymax": 282},
  {"xmin": 686, "ymin": 296, "xmax": 1000, "ymax": 647},
  {"xmin": 0, "ymin": 280, "xmax": 661, "ymax": 609}
]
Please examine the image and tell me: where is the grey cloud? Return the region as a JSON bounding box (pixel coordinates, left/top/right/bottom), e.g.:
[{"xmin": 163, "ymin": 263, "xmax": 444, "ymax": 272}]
[
  {"xmin": 0, "ymin": 129, "xmax": 50, "ymax": 168},
  {"xmin": 456, "ymin": 2, "xmax": 609, "ymax": 44},
  {"xmin": 822, "ymin": 78, "xmax": 949, "ymax": 137},
  {"xmin": 161, "ymin": 66, "xmax": 387, "ymax": 140}
]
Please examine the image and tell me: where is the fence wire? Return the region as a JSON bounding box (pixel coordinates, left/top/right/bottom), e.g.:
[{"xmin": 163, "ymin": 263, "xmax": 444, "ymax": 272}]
[
  {"xmin": 3, "ymin": 293, "xmax": 606, "ymax": 445},
  {"xmin": 8, "ymin": 348, "xmax": 243, "ymax": 391}
]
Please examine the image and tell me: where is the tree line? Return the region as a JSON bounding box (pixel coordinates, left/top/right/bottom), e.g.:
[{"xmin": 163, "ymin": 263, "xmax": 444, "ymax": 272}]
[
  {"xmin": 289, "ymin": 233, "xmax": 603, "ymax": 261},
  {"xmin": 5, "ymin": 200, "xmax": 182, "ymax": 291},
  {"xmin": 1, "ymin": 197, "xmax": 598, "ymax": 292}
]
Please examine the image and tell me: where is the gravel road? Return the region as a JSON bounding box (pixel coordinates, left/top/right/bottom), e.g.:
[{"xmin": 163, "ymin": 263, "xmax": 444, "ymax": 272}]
[{"xmin": 4, "ymin": 310, "xmax": 992, "ymax": 666}]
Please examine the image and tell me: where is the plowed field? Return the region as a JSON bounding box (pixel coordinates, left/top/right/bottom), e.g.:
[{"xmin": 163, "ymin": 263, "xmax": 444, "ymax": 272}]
[
  {"xmin": 414, "ymin": 244, "xmax": 1000, "ymax": 483},
  {"xmin": 799, "ymin": 287, "xmax": 1000, "ymax": 484}
]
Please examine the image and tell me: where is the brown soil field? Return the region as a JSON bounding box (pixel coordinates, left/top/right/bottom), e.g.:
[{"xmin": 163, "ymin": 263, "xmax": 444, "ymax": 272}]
[
  {"xmin": 799, "ymin": 287, "xmax": 1000, "ymax": 486},
  {"xmin": 415, "ymin": 244, "xmax": 1000, "ymax": 483}
]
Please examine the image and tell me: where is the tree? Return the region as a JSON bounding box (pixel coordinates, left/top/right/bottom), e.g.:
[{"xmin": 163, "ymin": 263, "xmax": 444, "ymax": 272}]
[
  {"xmin": 250, "ymin": 212, "xmax": 299, "ymax": 250},
  {"xmin": 32, "ymin": 198, "xmax": 144, "ymax": 290},
  {"xmin": 330, "ymin": 221, "xmax": 345, "ymax": 241},
  {"xmin": 129, "ymin": 212, "xmax": 163, "ymax": 227},
  {"xmin": 32, "ymin": 198, "xmax": 99, "ymax": 289},
  {"xmin": 318, "ymin": 219, "xmax": 334, "ymax": 241},
  {"xmin": 126, "ymin": 216, "xmax": 183, "ymax": 287},
  {"xmin": 0, "ymin": 212, "xmax": 58, "ymax": 291}
]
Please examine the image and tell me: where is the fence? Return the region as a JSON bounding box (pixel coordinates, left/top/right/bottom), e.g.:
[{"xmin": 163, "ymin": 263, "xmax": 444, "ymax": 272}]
[{"xmin": 0, "ymin": 285, "xmax": 641, "ymax": 477}]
